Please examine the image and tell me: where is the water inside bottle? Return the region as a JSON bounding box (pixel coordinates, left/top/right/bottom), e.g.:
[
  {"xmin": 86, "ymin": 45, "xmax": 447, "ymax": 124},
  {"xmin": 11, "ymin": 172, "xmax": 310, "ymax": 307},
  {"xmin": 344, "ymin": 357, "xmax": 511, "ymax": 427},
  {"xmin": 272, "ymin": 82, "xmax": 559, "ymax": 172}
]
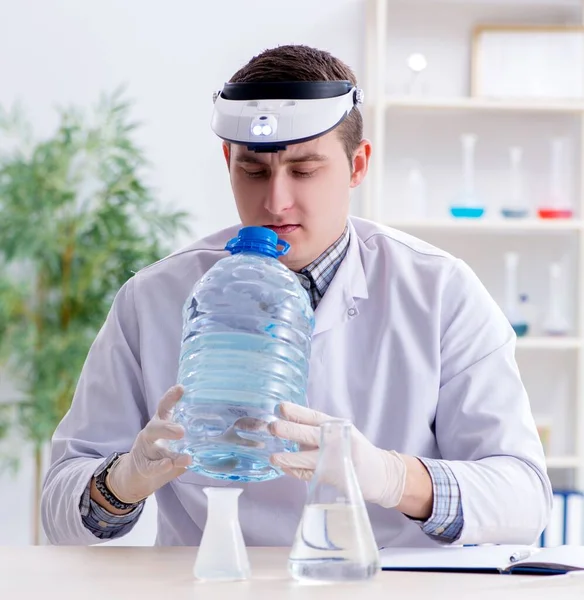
[{"xmin": 172, "ymin": 330, "xmax": 304, "ymax": 482}]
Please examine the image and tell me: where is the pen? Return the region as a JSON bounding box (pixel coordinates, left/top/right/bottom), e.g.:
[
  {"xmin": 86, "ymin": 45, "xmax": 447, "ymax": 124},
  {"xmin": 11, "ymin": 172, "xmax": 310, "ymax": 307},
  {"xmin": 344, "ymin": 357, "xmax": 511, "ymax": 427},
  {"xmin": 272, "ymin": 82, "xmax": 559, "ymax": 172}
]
[{"xmin": 509, "ymin": 550, "xmax": 533, "ymax": 563}]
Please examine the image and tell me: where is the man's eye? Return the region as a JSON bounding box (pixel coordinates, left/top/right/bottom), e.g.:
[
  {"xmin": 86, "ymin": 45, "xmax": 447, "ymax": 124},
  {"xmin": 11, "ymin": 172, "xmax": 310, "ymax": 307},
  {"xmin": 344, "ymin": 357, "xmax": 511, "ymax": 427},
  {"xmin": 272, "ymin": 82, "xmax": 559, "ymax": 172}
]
[
  {"xmin": 293, "ymin": 170, "xmax": 316, "ymax": 178},
  {"xmin": 243, "ymin": 170, "xmax": 267, "ymax": 179}
]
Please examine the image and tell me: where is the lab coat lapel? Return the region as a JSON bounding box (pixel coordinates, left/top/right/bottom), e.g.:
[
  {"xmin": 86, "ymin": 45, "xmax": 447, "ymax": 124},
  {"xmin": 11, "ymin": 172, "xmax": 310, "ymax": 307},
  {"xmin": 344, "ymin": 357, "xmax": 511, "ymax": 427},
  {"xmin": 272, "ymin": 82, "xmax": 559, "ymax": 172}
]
[{"xmin": 312, "ymin": 219, "xmax": 368, "ymax": 336}]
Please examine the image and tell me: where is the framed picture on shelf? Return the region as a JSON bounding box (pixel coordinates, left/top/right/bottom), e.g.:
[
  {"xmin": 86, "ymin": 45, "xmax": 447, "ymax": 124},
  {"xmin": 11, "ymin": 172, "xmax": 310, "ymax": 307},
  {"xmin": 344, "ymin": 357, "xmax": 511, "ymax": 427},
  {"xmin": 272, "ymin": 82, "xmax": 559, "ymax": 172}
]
[{"xmin": 471, "ymin": 25, "xmax": 584, "ymax": 101}]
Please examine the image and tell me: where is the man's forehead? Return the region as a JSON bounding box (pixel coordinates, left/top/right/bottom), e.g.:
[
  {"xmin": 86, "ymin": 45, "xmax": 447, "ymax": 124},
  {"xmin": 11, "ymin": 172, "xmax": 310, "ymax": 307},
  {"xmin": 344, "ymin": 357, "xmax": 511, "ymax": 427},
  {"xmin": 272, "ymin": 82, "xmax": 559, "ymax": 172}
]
[{"xmin": 233, "ymin": 137, "xmax": 332, "ymax": 164}]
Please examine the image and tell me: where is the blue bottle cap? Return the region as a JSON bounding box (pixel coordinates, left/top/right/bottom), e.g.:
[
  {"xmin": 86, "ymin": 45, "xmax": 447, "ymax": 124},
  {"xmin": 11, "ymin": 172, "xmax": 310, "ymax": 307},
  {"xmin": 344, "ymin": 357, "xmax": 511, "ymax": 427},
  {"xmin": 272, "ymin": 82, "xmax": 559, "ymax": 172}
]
[{"xmin": 225, "ymin": 226, "xmax": 290, "ymax": 258}]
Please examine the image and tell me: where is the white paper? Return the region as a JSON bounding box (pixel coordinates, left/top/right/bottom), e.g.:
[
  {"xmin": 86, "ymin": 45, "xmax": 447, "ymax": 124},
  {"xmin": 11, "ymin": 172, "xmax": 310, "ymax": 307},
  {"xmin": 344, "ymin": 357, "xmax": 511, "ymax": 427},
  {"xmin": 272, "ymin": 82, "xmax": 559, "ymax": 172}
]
[
  {"xmin": 379, "ymin": 544, "xmax": 584, "ymax": 572},
  {"xmin": 379, "ymin": 545, "xmax": 532, "ymax": 571},
  {"xmin": 516, "ymin": 545, "xmax": 584, "ymax": 570}
]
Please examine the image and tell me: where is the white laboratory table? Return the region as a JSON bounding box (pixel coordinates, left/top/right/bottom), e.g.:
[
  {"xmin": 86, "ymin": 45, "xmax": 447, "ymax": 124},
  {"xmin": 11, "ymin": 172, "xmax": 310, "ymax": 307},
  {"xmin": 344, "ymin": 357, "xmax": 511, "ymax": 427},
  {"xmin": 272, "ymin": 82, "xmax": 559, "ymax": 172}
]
[{"xmin": 1, "ymin": 546, "xmax": 583, "ymax": 600}]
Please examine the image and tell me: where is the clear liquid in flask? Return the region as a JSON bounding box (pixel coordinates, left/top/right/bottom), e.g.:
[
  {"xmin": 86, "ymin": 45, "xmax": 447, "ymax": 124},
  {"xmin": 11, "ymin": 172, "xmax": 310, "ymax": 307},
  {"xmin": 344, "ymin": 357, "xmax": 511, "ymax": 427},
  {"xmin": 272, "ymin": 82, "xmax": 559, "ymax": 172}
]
[{"xmin": 288, "ymin": 420, "xmax": 380, "ymax": 583}]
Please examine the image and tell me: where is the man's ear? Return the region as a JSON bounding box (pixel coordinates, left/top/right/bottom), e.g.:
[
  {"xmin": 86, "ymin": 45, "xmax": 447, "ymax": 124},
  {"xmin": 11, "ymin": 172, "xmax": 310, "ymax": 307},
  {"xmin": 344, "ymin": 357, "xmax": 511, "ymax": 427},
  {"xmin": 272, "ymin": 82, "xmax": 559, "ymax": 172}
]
[
  {"xmin": 222, "ymin": 142, "xmax": 231, "ymax": 168},
  {"xmin": 350, "ymin": 139, "xmax": 372, "ymax": 188}
]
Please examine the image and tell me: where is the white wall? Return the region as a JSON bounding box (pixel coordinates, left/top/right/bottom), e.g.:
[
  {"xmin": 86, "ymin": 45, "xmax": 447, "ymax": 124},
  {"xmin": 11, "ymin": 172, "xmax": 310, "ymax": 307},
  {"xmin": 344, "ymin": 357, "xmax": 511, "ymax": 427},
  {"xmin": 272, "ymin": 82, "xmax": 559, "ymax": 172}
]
[
  {"xmin": 0, "ymin": 0, "xmax": 365, "ymax": 545},
  {"xmin": 0, "ymin": 0, "xmax": 365, "ymax": 241}
]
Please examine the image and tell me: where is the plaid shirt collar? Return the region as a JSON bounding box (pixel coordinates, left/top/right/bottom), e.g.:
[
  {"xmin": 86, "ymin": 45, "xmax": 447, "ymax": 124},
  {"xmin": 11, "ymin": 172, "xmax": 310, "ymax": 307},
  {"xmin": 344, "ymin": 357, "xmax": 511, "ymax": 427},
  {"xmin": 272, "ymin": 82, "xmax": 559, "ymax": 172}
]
[{"xmin": 296, "ymin": 224, "xmax": 350, "ymax": 310}]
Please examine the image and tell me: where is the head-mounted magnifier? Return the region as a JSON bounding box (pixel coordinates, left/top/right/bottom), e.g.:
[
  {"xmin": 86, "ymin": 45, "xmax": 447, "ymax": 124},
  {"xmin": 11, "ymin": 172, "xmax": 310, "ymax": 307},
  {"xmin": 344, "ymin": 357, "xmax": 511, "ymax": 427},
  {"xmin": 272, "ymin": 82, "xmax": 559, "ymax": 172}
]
[{"xmin": 211, "ymin": 80, "xmax": 364, "ymax": 152}]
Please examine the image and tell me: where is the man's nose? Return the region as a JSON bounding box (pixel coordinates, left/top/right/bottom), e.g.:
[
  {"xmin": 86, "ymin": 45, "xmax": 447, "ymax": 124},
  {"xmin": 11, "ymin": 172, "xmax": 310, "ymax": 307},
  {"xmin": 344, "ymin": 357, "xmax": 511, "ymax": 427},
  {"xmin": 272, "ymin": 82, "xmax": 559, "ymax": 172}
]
[{"xmin": 264, "ymin": 173, "xmax": 294, "ymax": 215}]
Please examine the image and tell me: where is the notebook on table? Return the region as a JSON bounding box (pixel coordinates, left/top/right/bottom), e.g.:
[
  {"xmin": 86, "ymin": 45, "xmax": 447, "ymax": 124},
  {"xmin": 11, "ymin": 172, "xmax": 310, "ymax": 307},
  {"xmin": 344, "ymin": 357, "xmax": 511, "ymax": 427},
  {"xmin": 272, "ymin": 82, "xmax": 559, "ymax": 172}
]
[{"xmin": 380, "ymin": 544, "xmax": 584, "ymax": 575}]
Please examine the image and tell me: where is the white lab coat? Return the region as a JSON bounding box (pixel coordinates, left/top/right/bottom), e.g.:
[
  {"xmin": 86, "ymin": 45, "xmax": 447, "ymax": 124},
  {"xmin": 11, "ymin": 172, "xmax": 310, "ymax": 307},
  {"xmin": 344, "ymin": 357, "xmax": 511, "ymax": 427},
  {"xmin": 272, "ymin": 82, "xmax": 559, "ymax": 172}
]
[{"xmin": 41, "ymin": 217, "xmax": 552, "ymax": 547}]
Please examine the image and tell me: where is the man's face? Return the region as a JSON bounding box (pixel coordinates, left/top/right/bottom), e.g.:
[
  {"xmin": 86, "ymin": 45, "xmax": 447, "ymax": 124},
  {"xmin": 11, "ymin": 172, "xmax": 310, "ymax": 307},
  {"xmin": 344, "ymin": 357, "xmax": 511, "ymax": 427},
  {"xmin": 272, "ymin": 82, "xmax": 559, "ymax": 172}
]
[{"xmin": 223, "ymin": 131, "xmax": 371, "ymax": 271}]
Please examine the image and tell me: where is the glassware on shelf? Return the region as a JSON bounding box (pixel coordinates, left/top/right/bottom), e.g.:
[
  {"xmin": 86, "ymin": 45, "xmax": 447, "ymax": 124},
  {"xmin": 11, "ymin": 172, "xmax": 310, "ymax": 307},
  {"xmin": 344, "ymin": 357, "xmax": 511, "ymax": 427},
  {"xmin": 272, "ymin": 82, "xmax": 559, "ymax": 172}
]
[
  {"xmin": 501, "ymin": 146, "xmax": 529, "ymax": 219},
  {"xmin": 450, "ymin": 133, "xmax": 485, "ymax": 219},
  {"xmin": 406, "ymin": 164, "xmax": 427, "ymax": 219},
  {"xmin": 534, "ymin": 415, "xmax": 553, "ymax": 456},
  {"xmin": 288, "ymin": 420, "xmax": 380, "ymax": 583},
  {"xmin": 193, "ymin": 487, "xmax": 251, "ymax": 581},
  {"xmin": 404, "ymin": 53, "xmax": 428, "ymax": 96},
  {"xmin": 538, "ymin": 137, "xmax": 573, "ymax": 219},
  {"xmin": 503, "ymin": 252, "xmax": 529, "ymax": 337},
  {"xmin": 543, "ymin": 261, "xmax": 570, "ymax": 337}
]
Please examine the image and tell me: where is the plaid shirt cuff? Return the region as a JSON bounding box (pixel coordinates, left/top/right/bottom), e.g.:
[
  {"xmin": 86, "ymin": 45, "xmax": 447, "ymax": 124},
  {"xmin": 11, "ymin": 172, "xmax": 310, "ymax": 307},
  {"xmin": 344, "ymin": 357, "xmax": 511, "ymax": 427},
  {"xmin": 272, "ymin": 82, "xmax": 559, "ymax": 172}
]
[
  {"xmin": 79, "ymin": 469, "xmax": 144, "ymax": 540},
  {"xmin": 414, "ymin": 458, "xmax": 464, "ymax": 543}
]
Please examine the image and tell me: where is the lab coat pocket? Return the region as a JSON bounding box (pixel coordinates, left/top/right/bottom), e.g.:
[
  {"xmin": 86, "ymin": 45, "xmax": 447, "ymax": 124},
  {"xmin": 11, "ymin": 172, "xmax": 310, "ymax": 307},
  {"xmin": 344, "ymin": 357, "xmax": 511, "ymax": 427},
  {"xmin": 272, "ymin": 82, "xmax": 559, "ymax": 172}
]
[{"xmin": 176, "ymin": 469, "xmax": 232, "ymax": 487}]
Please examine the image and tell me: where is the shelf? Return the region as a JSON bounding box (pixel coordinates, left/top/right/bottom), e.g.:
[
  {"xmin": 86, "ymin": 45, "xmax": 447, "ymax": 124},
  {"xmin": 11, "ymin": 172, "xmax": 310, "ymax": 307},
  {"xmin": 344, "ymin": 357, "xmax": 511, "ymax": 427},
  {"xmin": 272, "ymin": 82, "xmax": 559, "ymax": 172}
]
[
  {"xmin": 368, "ymin": 0, "xmax": 584, "ymax": 487},
  {"xmin": 516, "ymin": 337, "xmax": 582, "ymax": 350},
  {"xmin": 388, "ymin": 219, "xmax": 583, "ymax": 233},
  {"xmin": 387, "ymin": 0, "xmax": 580, "ymax": 5},
  {"xmin": 382, "ymin": 96, "xmax": 584, "ymax": 114},
  {"xmin": 546, "ymin": 456, "xmax": 582, "ymax": 469}
]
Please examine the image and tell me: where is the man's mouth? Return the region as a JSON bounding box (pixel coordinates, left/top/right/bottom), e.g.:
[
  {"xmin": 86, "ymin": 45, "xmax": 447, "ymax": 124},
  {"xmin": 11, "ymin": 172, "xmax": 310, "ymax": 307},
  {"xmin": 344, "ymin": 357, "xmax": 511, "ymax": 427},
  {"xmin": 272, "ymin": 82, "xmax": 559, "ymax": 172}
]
[{"xmin": 265, "ymin": 224, "xmax": 300, "ymax": 234}]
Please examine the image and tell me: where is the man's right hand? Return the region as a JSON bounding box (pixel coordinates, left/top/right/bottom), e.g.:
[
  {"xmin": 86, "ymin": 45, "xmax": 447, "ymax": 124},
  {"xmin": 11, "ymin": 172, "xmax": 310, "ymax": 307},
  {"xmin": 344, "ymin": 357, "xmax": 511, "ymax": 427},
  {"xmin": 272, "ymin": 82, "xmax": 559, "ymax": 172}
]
[{"xmin": 92, "ymin": 385, "xmax": 192, "ymax": 511}]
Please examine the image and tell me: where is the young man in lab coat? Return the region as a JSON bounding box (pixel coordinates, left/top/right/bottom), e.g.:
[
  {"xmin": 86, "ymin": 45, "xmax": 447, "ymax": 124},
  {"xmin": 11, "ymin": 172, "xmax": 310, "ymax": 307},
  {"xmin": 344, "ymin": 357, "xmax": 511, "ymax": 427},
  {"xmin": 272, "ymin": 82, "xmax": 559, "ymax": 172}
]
[{"xmin": 41, "ymin": 44, "xmax": 552, "ymax": 546}]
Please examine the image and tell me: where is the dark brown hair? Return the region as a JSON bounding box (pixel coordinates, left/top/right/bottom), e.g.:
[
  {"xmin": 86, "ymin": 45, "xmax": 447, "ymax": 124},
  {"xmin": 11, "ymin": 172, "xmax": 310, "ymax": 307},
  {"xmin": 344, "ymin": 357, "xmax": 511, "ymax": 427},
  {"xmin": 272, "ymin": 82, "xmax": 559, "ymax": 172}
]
[{"xmin": 229, "ymin": 44, "xmax": 363, "ymax": 165}]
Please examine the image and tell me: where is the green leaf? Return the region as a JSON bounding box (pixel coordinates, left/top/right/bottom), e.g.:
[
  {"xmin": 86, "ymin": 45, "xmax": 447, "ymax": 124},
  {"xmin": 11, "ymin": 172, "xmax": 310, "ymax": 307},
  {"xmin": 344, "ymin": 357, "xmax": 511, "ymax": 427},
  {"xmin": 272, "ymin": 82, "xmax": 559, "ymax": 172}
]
[{"xmin": 0, "ymin": 90, "xmax": 193, "ymax": 454}]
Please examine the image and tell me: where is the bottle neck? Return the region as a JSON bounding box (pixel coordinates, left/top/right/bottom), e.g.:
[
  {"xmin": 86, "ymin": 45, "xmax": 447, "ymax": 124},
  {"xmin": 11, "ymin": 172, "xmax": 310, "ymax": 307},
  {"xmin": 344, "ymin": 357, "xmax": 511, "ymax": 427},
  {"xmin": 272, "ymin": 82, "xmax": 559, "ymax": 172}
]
[
  {"xmin": 234, "ymin": 249, "xmax": 271, "ymax": 258},
  {"xmin": 232, "ymin": 249, "xmax": 274, "ymax": 258}
]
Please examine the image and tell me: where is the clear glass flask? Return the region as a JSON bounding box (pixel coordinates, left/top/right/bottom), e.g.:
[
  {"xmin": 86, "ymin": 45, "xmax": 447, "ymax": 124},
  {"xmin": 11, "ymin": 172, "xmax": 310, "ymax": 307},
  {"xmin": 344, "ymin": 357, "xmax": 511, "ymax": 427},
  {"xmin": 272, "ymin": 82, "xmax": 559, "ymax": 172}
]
[
  {"xmin": 543, "ymin": 261, "xmax": 570, "ymax": 336},
  {"xmin": 501, "ymin": 146, "xmax": 529, "ymax": 219},
  {"xmin": 288, "ymin": 420, "xmax": 380, "ymax": 583},
  {"xmin": 193, "ymin": 487, "xmax": 251, "ymax": 581},
  {"xmin": 450, "ymin": 133, "xmax": 485, "ymax": 219},
  {"xmin": 503, "ymin": 252, "xmax": 529, "ymax": 337},
  {"xmin": 406, "ymin": 165, "xmax": 427, "ymax": 219},
  {"xmin": 538, "ymin": 137, "xmax": 573, "ymax": 219}
]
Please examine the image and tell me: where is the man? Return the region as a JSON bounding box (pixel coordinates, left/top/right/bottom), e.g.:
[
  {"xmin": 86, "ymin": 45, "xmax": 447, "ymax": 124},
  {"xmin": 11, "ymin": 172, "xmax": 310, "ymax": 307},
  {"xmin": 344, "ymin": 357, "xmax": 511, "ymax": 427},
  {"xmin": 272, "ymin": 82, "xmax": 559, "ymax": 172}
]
[{"xmin": 41, "ymin": 44, "xmax": 552, "ymax": 547}]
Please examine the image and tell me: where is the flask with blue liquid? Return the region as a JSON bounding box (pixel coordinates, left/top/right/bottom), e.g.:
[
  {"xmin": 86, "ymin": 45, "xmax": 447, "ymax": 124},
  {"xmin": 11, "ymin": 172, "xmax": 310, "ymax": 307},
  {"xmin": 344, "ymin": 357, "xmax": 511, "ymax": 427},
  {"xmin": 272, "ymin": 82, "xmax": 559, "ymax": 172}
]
[
  {"xmin": 171, "ymin": 226, "xmax": 315, "ymax": 483},
  {"xmin": 450, "ymin": 133, "xmax": 485, "ymax": 219},
  {"xmin": 503, "ymin": 252, "xmax": 529, "ymax": 337}
]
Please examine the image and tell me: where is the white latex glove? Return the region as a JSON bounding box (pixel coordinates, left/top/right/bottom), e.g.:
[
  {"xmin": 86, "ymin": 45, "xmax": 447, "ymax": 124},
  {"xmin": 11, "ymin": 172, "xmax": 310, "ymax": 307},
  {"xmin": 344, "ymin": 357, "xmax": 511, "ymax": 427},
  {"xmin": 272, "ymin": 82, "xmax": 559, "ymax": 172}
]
[
  {"xmin": 269, "ymin": 402, "xmax": 407, "ymax": 509},
  {"xmin": 106, "ymin": 385, "xmax": 193, "ymax": 504}
]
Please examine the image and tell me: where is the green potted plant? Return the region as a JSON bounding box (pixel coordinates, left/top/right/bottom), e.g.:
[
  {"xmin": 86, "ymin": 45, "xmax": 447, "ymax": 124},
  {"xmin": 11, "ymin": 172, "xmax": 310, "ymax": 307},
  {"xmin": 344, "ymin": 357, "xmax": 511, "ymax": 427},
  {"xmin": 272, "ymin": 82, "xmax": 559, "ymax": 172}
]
[{"xmin": 0, "ymin": 88, "xmax": 191, "ymax": 544}]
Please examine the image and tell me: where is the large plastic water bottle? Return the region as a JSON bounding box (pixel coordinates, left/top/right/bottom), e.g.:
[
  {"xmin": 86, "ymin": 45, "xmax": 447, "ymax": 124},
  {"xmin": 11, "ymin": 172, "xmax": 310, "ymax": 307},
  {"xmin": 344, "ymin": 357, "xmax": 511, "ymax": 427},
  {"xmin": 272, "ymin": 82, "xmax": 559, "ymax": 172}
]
[{"xmin": 171, "ymin": 226, "xmax": 315, "ymax": 483}]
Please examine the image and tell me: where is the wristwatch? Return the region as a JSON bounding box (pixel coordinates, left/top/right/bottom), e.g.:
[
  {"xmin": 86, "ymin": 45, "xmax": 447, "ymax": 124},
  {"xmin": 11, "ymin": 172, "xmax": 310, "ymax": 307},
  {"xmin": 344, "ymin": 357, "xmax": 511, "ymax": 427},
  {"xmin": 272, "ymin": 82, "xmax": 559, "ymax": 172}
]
[{"xmin": 94, "ymin": 452, "xmax": 141, "ymax": 511}]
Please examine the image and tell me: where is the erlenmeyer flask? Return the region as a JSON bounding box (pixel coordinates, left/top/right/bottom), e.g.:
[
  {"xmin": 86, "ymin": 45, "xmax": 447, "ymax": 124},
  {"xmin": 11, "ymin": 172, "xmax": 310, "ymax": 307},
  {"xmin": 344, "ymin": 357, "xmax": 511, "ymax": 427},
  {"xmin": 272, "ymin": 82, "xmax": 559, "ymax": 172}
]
[
  {"xmin": 288, "ymin": 420, "xmax": 380, "ymax": 582},
  {"xmin": 538, "ymin": 137, "xmax": 573, "ymax": 219},
  {"xmin": 449, "ymin": 133, "xmax": 485, "ymax": 219},
  {"xmin": 543, "ymin": 261, "xmax": 570, "ymax": 336},
  {"xmin": 193, "ymin": 487, "xmax": 251, "ymax": 581},
  {"xmin": 501, "ymin": 146, "xmax": 529, "ymax": 219},
  {"xmin": 503, "ymin": 252, "xmax": 529, "ymax": 337}
]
